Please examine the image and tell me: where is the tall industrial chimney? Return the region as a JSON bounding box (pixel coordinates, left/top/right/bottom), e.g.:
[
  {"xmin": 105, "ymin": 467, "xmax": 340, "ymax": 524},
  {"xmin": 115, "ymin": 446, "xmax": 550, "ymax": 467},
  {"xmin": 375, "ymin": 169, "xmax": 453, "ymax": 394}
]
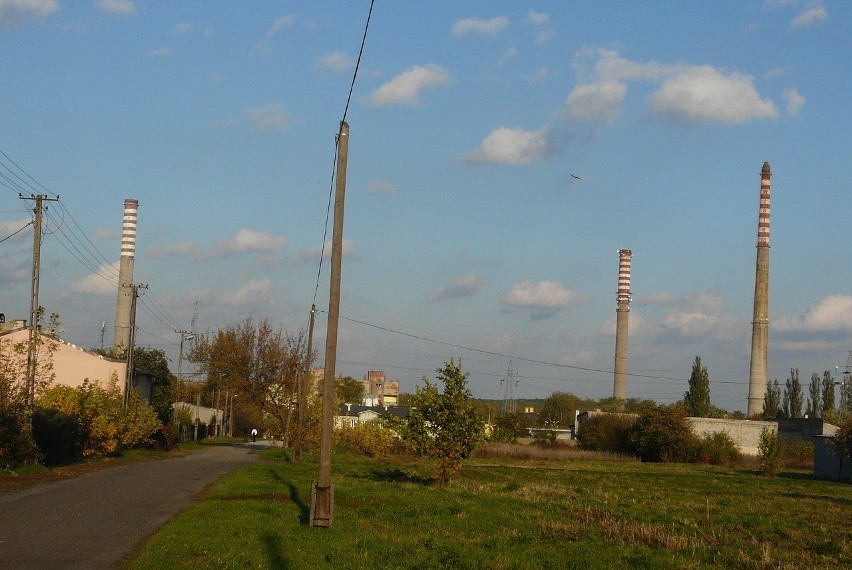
[
  {"xmin": 613, "ymin": 249, "xmax": 632, "ymax": 400},
  {"xmin": 113, "ymin": 198, "xmax": 138, "ymax": 352},
  {"xmin": 747, "ymin": 163, "xmax": 771, "ymax": 417}
]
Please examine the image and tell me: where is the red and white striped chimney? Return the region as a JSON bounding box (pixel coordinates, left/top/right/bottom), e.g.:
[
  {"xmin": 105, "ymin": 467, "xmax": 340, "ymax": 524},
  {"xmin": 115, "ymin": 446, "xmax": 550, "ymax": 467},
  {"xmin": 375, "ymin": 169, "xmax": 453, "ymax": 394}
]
[
  {"xmin": 613, "ymin": 249, "xmax": 632, "ymax": 400},
  {"xmin": 114, "ymin": 198, "xmax": 138, "ymax": 352}
]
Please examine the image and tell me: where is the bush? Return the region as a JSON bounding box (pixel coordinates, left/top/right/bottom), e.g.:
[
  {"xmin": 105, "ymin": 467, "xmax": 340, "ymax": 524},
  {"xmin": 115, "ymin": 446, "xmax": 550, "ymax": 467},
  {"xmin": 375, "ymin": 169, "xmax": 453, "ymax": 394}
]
[
  {"xmin": 697, "ymin": 432, "xmax": 742, "ymax": 466},
  {"xmin": 336, "ymin": 422, "xmax": 398, "ymax": 457},
  {"xmin": 628, "ymin": 404, "xmax": 699, "ymax": 463},
  {"xmin": 0, "ymin": 405, "xmax": 41, "ymax": 469},
  {"xmin": 149, "ymin": 424, "xmax": 179, "ymax": 451},
  {"xmin": 783, "ymin": 439, "xmax": 814, "ymax": 470},
  {"xmin": 828, "ymin": 417, "xmax": 852, "ymax": 460},
  {"xmin": 38, "ymin": 379, "xmax": 161, "ymax": 457},
  {"xmin": 758, "ymin": 427, "xmax": 784, "ymax": 476},
  {"xmin": 577, "ymin": 414, "xmax": 636, "ymax": 453},
  {"xmin": 31, "ymin": 407, "xmax": 88, "ymax": 466}
]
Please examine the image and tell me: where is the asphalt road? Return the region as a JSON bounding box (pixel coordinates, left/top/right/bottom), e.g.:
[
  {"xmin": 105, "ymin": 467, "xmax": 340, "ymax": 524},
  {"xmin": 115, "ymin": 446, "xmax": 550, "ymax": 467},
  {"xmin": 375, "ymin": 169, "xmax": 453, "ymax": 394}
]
[{"xmin": 0, "ymin": 443, "xmax": 265, "ymax": 569}]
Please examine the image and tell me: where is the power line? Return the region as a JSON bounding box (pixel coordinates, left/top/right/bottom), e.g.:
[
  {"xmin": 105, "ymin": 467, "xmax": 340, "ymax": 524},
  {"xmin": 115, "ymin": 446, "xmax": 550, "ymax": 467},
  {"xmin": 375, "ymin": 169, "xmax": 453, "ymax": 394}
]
[{"xmin": 0, "ymin": 221, "xmax": 33, "ymax": 243}]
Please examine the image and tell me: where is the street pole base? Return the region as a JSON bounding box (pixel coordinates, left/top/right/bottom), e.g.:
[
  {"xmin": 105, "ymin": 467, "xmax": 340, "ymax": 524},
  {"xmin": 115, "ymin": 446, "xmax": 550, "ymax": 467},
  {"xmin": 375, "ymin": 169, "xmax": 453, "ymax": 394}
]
[{"xmin": 309, "ymin": 480, "xmax": 334, "ymax": 528}]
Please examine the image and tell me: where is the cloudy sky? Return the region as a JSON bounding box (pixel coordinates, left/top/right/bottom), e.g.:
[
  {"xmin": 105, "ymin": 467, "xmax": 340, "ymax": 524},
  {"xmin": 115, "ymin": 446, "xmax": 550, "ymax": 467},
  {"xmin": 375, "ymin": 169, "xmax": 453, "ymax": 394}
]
[{"xmin": 1, "ymin": 1, "xmax": 850, "ymax": 411}]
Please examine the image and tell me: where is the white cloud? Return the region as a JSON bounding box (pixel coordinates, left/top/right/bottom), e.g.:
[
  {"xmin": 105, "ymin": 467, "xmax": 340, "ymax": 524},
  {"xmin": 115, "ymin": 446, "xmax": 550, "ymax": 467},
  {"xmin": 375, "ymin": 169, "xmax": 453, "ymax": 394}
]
[
  {"xmin": 0, "ymin": 218, "xmax": 32, "ymax": 242},
  {"xmin": 635, "ymin": 292, "xmax": 678, "ymax": 306},
  {"xmin": 598, "ymin": 312, "xmax": 651, "ymax": 337},
  {"xmin": 267, "ymin": 14, "xmax": 296, "ymax": 37},
  {"xmin": 499, "ymin": 280, "xmax": 590, "ymax": 319},
  {"xmin": 315, "ymin": 51, "xmax": 351, "ymax": 74},
  {"xmin": 97, "ymin": 0, "xmax": 135, "ymax": 16},
  {"xmin": 294, "ymin": 239, "xmax": 358, "ymax": 263},
  {"xmin": 366, "ymin": 181, "xmax": 396, "ymax": 194},
  {"xmin": 451, "ymin": 16, "xmax": 508, "ymax": 37},
  {"xmin": 219, "ymin": 279, "xmax": 274, "ymax": 307},
  {"xmin": 782, "ymin": 87, "xmax": 805, "ymax": 116},
  {"xmin": 147, "ymin": 241, "xmax": 204, "ymax": 260},
  {"xmin": 564, "ymin": 80, "xmax": 627, "ymax": 123},
  {"xmin": 429, "ymin": 274, "xmax": 482, "ymax": 302},
  {"xmin": 70, "ymin": 262, "xmax": 119, "ymax": 296},
  {"xmin": 573, "ymin": 47, "xmax": 674, "ymax": 83},
  {"xmin": 94, "ymin": 228, "xmax": 117, "ymax": 243},
  {"xmin": 776, "ymin": 295, "xmax": 852, "ymax": 332},
  {"xmin": 173, "ymin": 23, "xmax": 191, "ymax": 35},
  {"xmin": 648, "ymin": 66, "xmax": 778, "ymax": 125},
  {"xmin": 0, "ymin": 0, "xmax": 56, "ymax": 26},
  {"xmin": 147, "ymin": 47, "xmax": 171, "ymax": 57},
  {"xmin": 215, "ymin": 229, "xmax": 289, "ymax": 256},
  {"xmin": 464, "ymin": 126, "xmax": 557, "ymax": 165},
  {"xmin": 246, "ymin": 103, "xmax": 289, "ymax": 132},
  {"xmin": 370, "ymin": 64, "xmax": 449, "ymax": 107},
  {"xmin": 527, "ymin": 10, "xmax": 550, "ymax": 25},
  {"xmin": 528, "ymin": 66, "xmax": 549, "ymax": 83},
  {"xmin": 791, "ymin": 7, "xmax": 827, "ymax": 28}
]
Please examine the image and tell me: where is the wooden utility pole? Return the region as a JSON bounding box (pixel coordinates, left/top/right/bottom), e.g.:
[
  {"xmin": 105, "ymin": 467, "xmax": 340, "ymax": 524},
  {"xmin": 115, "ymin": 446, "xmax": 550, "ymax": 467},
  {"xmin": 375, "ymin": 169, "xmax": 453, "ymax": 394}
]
[
  {"xmin": 311, "ymin": 122, "xmax": 349, "ymax": 528},
  {"xmin": 20, "ymin": 193, "xmax": 58, "ymax": 407},
  {"xmin": 294, "ymin": 304, "xmax": 316, "ymax": 463}
]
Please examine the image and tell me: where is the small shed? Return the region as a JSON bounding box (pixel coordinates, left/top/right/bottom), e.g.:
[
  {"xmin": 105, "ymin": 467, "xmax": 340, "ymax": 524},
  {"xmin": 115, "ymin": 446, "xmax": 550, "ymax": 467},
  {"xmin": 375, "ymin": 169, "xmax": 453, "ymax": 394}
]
[{"xmin": 813, "ymin": 435, "xmax": 851, "ymax": 483}]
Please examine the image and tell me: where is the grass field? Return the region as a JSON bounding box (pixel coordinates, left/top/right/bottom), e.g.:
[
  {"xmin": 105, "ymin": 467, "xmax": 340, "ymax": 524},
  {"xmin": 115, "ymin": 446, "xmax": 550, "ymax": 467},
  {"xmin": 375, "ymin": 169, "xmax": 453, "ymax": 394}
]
[{"xmin": 127, "ymin": 446, "xmax": 851, "ymax": 569}]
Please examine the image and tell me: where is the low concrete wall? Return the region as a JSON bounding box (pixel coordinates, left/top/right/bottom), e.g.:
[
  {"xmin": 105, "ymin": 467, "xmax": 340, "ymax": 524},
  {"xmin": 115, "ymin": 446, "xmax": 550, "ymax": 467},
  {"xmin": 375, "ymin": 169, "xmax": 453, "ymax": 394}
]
[{"xmin": 687, "ymin": 417, "xmax": 777, "ymax": 456}]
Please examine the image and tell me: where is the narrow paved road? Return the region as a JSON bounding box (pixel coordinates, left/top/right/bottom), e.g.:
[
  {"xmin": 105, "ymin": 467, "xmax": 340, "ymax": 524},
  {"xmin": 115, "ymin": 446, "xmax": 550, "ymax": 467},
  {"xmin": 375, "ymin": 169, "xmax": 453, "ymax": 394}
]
[{"xmin": 0, "ymin": 443, "xmax": 265, "ymax": 569}]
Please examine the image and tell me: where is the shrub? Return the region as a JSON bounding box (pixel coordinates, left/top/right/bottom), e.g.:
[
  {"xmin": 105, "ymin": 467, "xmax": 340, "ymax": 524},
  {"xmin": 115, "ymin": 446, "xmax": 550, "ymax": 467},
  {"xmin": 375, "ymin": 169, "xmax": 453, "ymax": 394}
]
[
  {"xmin": 783, "ymin": 439, "xmax": 814, "ymax": 470},
  {"xmin": 38, "ymin": 379, "xmax": 161, "ymax": 457},
  {"xmin": 828, "ymin": 417, "xmax": 852, "ymax": 460},
  {"xmin": 491, "ymin": 412, "xmax": 529, "ymax": 443},
  {"xmin": 31, "ymin": 407, "xmax": 88, "ymax": 466},
  {"xmin": 149, "ymin": 424, "xmax": 179, "ymax": 451},
  {"xmin": 0, "ymin": 405, "xmax": 41, "ymax": 469},
  {"xmin": 577, "ymin": 414, "xmax": 636, "ymax": 453},
  {"xmin": 336, "ymin": 422, "xmax": 398, "ymax": 457},
  {"xmin": 757, "ymin": 427, "xmax": 784, "ymax": 476},
  {"xmin": 628, "ymin": 404, "xmax": 699, "ymax": 463},
  {"xmin": 697, "ymin": 431, "xmax": 742, "ymax": 466}
]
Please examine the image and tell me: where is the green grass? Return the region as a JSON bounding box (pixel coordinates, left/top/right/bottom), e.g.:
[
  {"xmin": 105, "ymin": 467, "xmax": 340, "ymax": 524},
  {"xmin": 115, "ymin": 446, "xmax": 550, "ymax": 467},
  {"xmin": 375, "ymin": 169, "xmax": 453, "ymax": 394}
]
[{"xmin": 127, "ymin": 448, "xmax": 851, "ymax": 569}]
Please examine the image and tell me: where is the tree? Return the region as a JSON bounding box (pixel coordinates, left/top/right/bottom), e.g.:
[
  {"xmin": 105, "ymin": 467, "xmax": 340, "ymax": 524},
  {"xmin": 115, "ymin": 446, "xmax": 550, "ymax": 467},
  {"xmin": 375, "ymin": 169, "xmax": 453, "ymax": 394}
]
[
  {"xmin": 762, "ymin": 379, "xmax": 781, "ymax": 419},
  {"xmin": 828, "ymin": 417, "xmax": 852, "ymax": 460},
  {"xmin": 821, "ymin": 370, "xmax": 836, "ymax": 420},
  {"xmin": 628, "ymin": 404, "xmax": 698, "ymax": 463},
  {"xmin": 335, "ymin": 375, "xmax": 365, "ymax": 405},
  {"xmin": 187, "ymin": 317, "xmax": 305, "ymax": 438},
  {"xmin": 401, "ymin": 360, "xmax": 484, "ymax": 485},
  {"xmin": 492, "ymin": 412, "xmax": 529, "ymax": 443},
  {"xmin": 783, "ymin": 368, "xmax": 803, "ymax": 418},
  {"xmin": 807, "ymin": 373, "xmax": 822, "ymax": 418},
  {"xmin": 539, "ymin": 391, "xmax": 582, "ymax": 429},
  {"xmin": 132, "ymin": 347, "xmax": 175, "ymax": 425},
  {"xmin": 683, "ymin": 356, "xmax": 711, "ymax": 417}
]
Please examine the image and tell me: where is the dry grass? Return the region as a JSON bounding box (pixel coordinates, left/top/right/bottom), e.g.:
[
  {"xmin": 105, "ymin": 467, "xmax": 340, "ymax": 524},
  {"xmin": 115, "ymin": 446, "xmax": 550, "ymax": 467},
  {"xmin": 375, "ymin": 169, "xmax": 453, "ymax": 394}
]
[{"xmin": 473, "ymin": 441, "xmax": 637, "ymax": 462}]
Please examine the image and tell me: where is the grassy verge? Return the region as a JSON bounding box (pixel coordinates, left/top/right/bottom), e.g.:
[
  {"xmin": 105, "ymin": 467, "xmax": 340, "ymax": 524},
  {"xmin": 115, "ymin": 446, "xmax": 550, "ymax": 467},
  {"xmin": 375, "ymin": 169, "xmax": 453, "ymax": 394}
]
[{"xmin": 127, "ymin": 447, "xmax": 851, "ymax": 569}]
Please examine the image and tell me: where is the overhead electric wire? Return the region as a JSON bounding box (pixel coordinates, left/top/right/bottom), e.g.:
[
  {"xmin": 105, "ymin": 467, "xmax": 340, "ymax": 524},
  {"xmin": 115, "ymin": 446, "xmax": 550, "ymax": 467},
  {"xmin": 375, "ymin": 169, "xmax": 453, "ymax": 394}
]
[
  {"xmin": 327, "ymin": 311, "xmax": 750, "ymax": 387},
  {"xmin": 310, "ymin": 0, "xmax": 374, "ymax": 310},
  {"xmin": 0, "ymin": 221, "xmax": 33, "ymax": 244}
]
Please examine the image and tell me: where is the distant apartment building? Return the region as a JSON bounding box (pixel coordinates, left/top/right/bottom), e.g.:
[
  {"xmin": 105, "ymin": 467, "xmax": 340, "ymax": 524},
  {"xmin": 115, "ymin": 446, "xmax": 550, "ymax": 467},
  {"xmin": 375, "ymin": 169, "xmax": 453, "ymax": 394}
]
[{"xmin": 363, "ymin": 370, "xmax": 399, "ymax": 406}]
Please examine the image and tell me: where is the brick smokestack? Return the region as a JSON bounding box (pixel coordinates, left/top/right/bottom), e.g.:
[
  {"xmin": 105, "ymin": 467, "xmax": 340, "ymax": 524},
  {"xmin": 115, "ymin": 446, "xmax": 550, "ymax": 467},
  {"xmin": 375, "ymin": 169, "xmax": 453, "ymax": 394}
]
[
  {"xmin": 113, "ymin": 198, "xmax": 138, "ymax": 352},
  {"xmin": 613, "ymin": 249, "xmax": 632, "ymax": 400},
  {"xmin": 747, "ymin": 163, "xmax": 771, "ymax": 417}
]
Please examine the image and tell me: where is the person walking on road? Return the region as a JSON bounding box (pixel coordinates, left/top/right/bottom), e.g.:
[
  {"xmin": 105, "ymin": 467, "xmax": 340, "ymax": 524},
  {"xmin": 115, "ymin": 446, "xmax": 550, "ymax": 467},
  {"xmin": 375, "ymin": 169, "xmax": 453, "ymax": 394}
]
[{"xmin": 251, "ymin": 428, "xmax": 257, "ymax": 442}]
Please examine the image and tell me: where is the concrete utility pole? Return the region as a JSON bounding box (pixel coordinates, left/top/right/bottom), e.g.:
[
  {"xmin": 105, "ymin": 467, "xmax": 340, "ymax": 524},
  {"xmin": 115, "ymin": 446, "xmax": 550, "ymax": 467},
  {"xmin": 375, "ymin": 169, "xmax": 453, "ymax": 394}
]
[
  {"xmin": 311, "ymin": 121, "xmax": 349, "ymax": 528},
  {"xmin": 123, "ymin": 283, "xmax": 147, "ymax": 407},
  {"xmin": 19, "ymin": 193, "xmax": 58, "ymax": 407},
  {"xmin": 294, "ymin": 304, "xmax": 316, "ymax": 464},
  {"xmin": 747, "ymin": 162, "xmax": 772, "ymax": 417}
]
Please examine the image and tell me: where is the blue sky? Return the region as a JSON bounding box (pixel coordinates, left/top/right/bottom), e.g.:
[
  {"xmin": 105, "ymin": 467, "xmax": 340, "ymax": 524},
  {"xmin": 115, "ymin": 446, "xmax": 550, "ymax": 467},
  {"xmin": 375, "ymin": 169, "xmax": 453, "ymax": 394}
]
[{"xmin": 1, "ymin": 1, "xmax": 850, "ymax": 412}]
